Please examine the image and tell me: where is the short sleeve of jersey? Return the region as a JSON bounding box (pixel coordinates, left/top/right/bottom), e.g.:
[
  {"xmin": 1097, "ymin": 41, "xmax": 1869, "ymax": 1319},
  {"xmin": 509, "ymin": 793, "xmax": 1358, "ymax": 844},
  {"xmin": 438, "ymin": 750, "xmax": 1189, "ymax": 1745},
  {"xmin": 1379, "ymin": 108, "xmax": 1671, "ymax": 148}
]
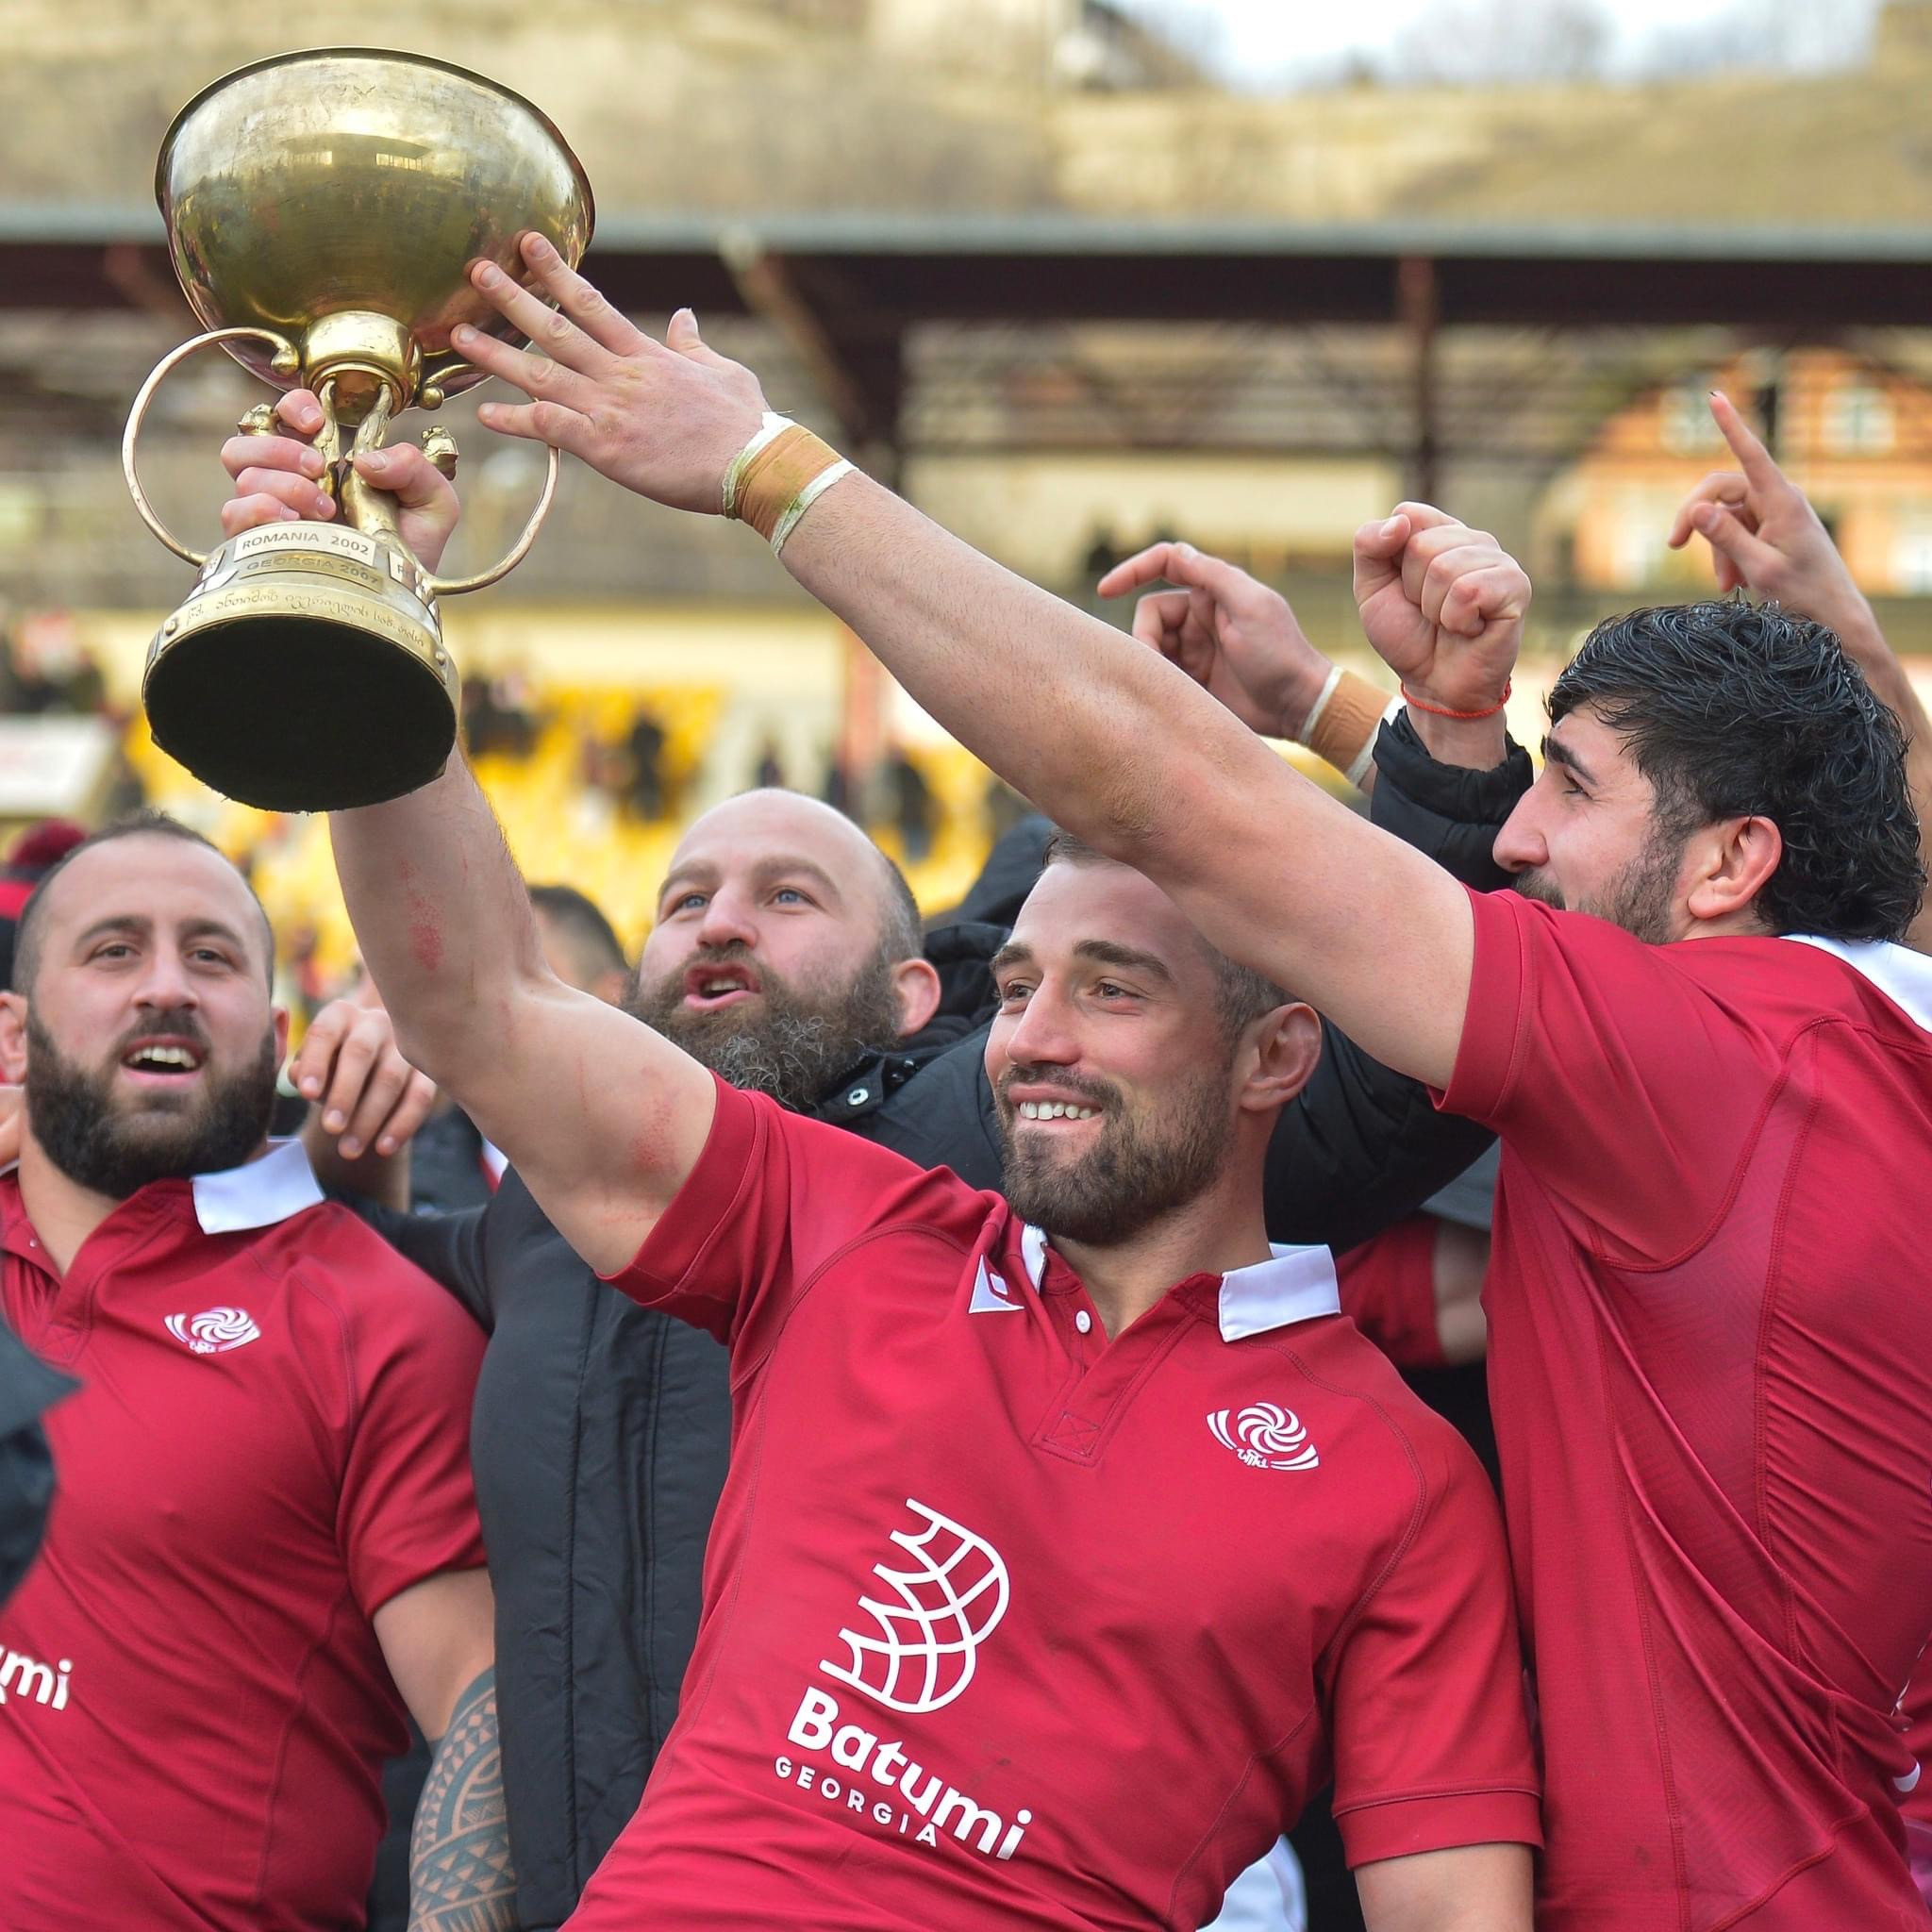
[
  {"xmin": 1325, "ymin": 1429, "xmax": 1541, "ymax": 1864},
  {"xmin": 1440, "ymin": 887, "xmax": 1784, "ymax": 1260},
  {"xmin": 1335, "ymin": 1216, "xmax": 1444, "ymax": 1370},
  {"xmin": 335, "ymin": 1234, "xmax": 489, "ymax": 1618},
  {"xmin": 607, "ymin": 1076, "xmax": 991, "ymax": 1367}
]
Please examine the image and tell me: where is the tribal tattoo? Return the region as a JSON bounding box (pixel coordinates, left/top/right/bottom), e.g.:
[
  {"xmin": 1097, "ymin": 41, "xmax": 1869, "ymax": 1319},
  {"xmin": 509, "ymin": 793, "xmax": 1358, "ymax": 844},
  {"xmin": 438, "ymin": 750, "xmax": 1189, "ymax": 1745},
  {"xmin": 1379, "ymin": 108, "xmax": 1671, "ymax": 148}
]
[{"xmin": 408, "ymin": 1665, "xmax": 517, "ymax": 1932}]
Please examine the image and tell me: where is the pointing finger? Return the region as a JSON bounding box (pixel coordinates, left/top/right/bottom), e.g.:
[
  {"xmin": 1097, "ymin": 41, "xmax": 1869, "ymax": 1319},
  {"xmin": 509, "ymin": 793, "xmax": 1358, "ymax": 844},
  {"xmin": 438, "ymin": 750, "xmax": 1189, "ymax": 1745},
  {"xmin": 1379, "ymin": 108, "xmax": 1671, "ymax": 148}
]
[{"xmin": 1707, "ymin": 391, "xmax": 1790, "ymax": 500}]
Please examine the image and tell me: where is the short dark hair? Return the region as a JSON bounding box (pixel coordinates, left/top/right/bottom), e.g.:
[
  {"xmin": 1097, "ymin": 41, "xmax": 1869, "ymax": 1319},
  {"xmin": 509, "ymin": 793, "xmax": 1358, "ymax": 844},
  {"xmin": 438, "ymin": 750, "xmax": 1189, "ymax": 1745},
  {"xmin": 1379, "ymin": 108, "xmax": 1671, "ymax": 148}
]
[
  {"xmin": 875, "ymin": 850, "xmax": 924, "ymax": 963},
  {"xmin": 1041, "ymin": 829, "xmax": 1289, "ymax": 1036},
  {"xmin": 1551, "ymin": 601, "xmax": 1924, "ymax": 943},
  {"xmin": 529, "ymin": 883, "xmax": 627, "ymax": 979},
  {"xmin": 11, "ymin": 811, "xmax": 275, "ymax": 995}
]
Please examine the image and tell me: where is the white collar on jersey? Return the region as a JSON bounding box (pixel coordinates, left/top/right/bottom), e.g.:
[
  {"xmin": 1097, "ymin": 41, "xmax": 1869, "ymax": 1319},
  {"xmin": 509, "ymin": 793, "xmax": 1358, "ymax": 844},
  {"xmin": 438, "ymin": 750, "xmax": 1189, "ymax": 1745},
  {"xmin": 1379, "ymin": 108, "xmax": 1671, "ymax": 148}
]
[
  {"xmin": 189, "ymin": 1139, "xmax": 325, "ymax": 1235},
  {"xmin": 0, "ymin": 1136, "xmax": 323, "ymax": 1234},
  {"xmin": 1781, "ymin": 934, "xmax": 1932, "ymax": 1034},
  {"xmin": 1215, "ymin": 1243, "xmax": 1343, "ymax": 1341},
  {"xmin": 1016, "ymin": 1224, "xmax": 1341, "ymax": 1342}
]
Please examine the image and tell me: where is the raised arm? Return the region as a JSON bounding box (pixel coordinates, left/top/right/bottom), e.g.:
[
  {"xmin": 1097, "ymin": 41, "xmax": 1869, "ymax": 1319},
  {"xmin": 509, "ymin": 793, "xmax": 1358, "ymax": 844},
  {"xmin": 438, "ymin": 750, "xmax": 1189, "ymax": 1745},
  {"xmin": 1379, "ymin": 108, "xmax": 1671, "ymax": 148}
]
[
  {"xmin": 1087, "ymin": 540, "xmax": 1525, "ymax": 1245},
  {"xmin": 1668, "ymin": 390, "xmax": 1932, "ymax": 950},
  {"xmin": 457, "ymin": 240, "xmax": 1497, "ymax": 1089},
  {"xmin": 329, "ymin": 758, "xmax": 714, "ymax": 1276},
  {"xmin": 220, "ymin": 392, "xmax": 718, "ymax": 1276}
]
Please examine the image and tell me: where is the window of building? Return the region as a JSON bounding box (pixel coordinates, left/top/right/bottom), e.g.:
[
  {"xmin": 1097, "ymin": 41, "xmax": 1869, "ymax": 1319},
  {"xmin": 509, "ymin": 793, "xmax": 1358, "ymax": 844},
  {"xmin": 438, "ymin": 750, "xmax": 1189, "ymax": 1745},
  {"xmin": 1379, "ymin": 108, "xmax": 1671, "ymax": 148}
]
[
  {"xmin": 1659, "ymin": 381, "xmax": 1725, "ymax": 455},
  {"xmin": 1894, "ymin": 520, "xmax": 1932, "ymax": 594},
  {"xmin": 1824, "ymin": 381, "xmax": 1894, "ymax": 457}
]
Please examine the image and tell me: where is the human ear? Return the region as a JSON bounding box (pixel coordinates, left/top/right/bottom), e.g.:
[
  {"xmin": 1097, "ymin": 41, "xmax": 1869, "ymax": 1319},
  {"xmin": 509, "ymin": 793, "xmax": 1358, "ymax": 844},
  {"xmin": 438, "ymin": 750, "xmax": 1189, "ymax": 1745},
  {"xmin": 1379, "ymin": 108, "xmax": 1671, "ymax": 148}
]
[
  {"xmin": 0, "ymin": 993, "xmax": 29, "ymax": 1087},
  {"xmin": 891, "ymin": 957, "xmax": 942, "ymax": 1038},
  {"xmin": 1684, "ymin": 814, "xmax": 1783, "ymax": 927},
  {"xmin": 1240, "ymin": 1001, "xmax": 1323, "ymax": 1113}
]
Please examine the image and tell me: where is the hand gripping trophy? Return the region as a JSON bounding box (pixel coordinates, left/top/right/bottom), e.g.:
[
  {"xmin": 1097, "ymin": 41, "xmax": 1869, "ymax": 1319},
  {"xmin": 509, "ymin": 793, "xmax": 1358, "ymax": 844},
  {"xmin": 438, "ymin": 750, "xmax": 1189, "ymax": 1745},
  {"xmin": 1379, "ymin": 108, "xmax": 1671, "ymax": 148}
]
[{"xmin": 123, "ymin": 49, "xmax": 594, "ymax": 810}]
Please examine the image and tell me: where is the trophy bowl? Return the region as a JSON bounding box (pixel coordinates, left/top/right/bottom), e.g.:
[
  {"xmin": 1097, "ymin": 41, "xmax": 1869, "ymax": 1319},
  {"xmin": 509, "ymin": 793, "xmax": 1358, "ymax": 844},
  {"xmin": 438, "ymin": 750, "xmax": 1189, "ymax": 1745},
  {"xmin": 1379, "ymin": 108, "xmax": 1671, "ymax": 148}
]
[
  {"xmin": 159, "ymin": 47, "xmax": 593, "ymax": 417},
  {"xmin": 127, "ymin": 48, "xmax": 595, "ymax": 812}
]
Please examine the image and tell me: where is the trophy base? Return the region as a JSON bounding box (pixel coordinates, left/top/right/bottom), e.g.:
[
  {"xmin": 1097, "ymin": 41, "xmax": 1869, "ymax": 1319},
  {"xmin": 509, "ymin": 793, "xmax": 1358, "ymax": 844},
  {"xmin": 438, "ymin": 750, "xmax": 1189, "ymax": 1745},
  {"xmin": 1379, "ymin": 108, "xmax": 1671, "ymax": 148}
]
[{"xmin": 143, "ymin": 525, "xmax": 459, "ymax": 812}]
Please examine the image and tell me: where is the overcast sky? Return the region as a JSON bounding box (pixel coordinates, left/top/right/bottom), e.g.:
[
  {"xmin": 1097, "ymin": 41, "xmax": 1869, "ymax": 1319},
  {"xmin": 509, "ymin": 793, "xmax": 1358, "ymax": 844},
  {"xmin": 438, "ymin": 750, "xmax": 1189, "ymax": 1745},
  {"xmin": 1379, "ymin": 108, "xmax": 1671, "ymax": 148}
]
[{"xmin": 1117, "ymin": 0, "xmax": 1886, "ymax": 89}]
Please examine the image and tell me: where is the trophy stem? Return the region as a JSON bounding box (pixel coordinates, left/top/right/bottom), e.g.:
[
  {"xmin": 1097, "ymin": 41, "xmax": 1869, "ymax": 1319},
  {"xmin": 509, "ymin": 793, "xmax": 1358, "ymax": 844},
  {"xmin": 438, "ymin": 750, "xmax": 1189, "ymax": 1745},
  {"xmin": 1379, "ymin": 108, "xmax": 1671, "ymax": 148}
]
[
  {"xmin": 304, "ymin": 310, "xmax": 421, "ymax": 425},
  {"xmin": 336, "ymin": 386, "xmax": 412, "ymax": 558}
]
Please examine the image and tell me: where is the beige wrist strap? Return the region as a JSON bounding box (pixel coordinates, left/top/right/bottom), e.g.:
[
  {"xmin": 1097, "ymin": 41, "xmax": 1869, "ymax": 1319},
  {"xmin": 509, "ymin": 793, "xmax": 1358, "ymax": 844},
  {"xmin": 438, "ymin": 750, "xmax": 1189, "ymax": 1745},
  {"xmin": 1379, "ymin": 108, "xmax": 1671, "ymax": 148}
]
[
  {"xmin": 1300, "ymin": 668, "xmax": 1399, "ymax": 789},
  {"xmin": 723, "ymin": 414, "xmax": 856, "ymax": 555}
]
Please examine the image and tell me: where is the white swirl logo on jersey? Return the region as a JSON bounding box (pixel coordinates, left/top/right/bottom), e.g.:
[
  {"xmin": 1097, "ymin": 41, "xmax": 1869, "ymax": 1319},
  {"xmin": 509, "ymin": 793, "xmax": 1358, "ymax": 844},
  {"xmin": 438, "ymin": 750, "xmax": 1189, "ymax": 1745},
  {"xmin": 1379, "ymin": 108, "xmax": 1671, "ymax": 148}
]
[
  {"xmin": 1207, "ymin": 1401, "xmax": 1320, "ymax": 1472},
  {"xmin": 820, "ymin": 1498, "xmax": 1010, "ymax": 1715},
  {"xmin": 164, "ymin": 1307, "xmax": 261, "ymax": 1356}
]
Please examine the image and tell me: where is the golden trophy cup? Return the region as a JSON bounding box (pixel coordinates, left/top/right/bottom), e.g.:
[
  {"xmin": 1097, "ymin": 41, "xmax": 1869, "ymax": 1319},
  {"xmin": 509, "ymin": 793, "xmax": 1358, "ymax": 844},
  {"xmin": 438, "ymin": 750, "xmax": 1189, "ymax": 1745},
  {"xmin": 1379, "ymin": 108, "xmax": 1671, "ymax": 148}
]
[{"xmin": 123, "ymin": 48, "xmax": 594, "ymax": 810}]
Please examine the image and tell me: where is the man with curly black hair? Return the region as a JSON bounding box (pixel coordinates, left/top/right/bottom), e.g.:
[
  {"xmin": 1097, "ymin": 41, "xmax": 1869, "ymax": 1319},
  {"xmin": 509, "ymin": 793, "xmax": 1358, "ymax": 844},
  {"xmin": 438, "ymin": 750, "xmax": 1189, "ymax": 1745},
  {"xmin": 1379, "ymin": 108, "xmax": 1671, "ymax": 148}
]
[{"xmin": 445, "ymin": 239, "xmax": 1932, "ymax": 1929}]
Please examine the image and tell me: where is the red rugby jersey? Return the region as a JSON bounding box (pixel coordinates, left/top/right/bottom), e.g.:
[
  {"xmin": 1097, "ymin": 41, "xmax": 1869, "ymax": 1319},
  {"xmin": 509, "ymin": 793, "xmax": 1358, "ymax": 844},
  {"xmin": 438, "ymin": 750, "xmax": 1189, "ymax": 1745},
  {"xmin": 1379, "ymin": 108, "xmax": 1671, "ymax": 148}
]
[
  {"xmin": 0, "ymin": 1143, "xmax": 487, "ymax": 1932},
  {"xmin": 1335, "ymin": 1214, "xmax": 1447, "ymax": 1371},
  {"xmin": 1442, "ymin": 891, "xmax": 1932, "ymax": 1931},
  {"xmin": 567, "ymin": 1079, "xmax": 1539, "ymax": 1931}
]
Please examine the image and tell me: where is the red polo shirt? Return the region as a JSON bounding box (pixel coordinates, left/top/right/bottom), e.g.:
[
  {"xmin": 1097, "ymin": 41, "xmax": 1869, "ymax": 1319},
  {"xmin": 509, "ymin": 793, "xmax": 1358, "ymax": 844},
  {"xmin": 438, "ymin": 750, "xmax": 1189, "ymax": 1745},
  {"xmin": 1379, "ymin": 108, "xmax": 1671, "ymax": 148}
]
[
  {"xmin": 566, "ymin": 1080, "xmax": 1539, "ymax": 1931},
  {"xmin": 0, "ymin": 1142, "xmax": 487, "ymax": 1932},
  {"xmin": 1442, "ymin": 891, "xmax": 1932, "ymax": 1930}
]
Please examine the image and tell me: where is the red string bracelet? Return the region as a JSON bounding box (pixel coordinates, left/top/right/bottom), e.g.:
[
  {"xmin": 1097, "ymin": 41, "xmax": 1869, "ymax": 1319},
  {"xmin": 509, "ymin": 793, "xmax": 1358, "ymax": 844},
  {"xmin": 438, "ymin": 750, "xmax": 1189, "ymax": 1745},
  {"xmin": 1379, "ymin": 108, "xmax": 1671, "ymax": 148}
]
[{"xmin": 1400, "ymin": 679, "xmax": 1511, "ymax": 721}]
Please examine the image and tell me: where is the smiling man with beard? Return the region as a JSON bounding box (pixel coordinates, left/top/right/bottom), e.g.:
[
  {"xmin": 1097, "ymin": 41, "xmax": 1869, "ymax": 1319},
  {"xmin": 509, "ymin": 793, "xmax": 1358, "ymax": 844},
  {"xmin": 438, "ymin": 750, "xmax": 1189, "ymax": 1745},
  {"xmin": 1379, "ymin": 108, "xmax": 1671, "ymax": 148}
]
[
  {"xmin": 0, "ymin": 813, "xmax": 508, "ymax": 1932},
  {"xmin": 226, "ymin": 394, "xmax": 1528, "ymax": 1930},
  {"xmin": 315, "ymin": 744, "xmax": 1541, "ymax": 1928}
]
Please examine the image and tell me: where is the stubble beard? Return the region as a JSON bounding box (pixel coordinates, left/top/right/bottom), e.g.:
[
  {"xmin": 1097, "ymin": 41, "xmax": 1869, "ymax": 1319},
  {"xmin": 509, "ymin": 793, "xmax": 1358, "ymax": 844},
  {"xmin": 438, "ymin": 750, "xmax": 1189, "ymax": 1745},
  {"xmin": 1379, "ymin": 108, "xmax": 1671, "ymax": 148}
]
[
  {"xmin": 995, "ymin": 1061, "xmax": 1234, "ymax": 1246},
  {"xmin": 1513, "ymin": 818, "xmax": 1686, "ymax": 946}
]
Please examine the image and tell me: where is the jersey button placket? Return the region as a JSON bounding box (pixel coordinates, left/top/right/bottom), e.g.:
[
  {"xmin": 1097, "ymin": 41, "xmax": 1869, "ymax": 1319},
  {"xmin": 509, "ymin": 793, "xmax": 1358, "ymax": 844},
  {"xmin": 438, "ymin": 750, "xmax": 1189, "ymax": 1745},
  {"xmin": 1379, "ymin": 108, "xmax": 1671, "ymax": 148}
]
[{"xmin": 1035, "ymin": 1298, "xmax": 1187, "ymax": 1465}]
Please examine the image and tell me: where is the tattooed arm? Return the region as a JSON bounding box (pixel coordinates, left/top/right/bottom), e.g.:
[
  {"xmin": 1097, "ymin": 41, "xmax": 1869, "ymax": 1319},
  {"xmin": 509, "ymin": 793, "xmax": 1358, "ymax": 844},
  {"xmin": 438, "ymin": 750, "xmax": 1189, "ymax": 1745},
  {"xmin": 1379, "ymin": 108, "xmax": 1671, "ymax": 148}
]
[
  {"xmin": 408, "ymin": 1666, "xmax": 515, "ymax": 1931},
  {"xmin": 372, "ymin": 1569, "xmax": 516, "ymax": 1931}
]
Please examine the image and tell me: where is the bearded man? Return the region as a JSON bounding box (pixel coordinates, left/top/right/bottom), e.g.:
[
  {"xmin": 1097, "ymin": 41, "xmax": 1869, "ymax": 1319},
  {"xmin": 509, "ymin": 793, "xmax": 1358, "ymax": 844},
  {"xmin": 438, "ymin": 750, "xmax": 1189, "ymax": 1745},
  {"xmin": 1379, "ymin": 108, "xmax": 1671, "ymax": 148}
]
[
  {"xmin": 237, "ymin": 410, "xmax": 1516, "ymax": 1932},
  {"xmin": 0, "ymin": 814, "xmax": 505, "ymax": 1932}
]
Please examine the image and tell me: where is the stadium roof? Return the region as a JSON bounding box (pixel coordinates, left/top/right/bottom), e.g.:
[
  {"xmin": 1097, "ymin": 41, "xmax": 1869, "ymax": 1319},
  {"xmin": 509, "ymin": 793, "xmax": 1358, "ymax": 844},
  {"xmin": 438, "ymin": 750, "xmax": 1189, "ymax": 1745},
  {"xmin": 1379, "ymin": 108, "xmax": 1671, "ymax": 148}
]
[{"xmin": 9, "ymin": 207, "xmax": 1931, "ymax": 454}]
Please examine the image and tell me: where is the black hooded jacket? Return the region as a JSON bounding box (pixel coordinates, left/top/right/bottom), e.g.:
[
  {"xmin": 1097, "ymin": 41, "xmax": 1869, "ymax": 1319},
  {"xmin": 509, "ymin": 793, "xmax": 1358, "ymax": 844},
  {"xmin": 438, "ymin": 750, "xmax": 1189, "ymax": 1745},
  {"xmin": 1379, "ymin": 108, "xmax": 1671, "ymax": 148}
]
[{"xmin": 358, "ymin": 724, "xmax": 1533, "ymax": 1929}]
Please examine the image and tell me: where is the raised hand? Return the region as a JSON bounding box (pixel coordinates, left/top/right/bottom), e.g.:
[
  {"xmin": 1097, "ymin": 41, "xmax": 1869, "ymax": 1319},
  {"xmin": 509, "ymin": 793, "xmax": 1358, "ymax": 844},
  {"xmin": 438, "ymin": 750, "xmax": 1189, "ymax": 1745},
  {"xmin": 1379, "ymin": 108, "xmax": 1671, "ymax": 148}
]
[
  {"xmin": 455, "ymin": 233, "xmax": 769, "ymax": 511},
  {"xmin": 290, "ymin": 992, "xmax": 437, "ymax": 1164},
  {"xmin": 219, "ymin": 390, "xmax": 462, "ymax": 574},
  {"xmin": 1665, "ymin": 391, "xmax": 1932, "ymax": 953},
  {"xmin": 1352, "ymin": 504, "xmax": 1527, "ymax": 716},
  {"xmin": 1095, "ymin": 541, "xmax": 1332, "ymax": 740},
  {"xmin": 1665, "ymin": 390, "xmax": 1878, "ymax": 654}
]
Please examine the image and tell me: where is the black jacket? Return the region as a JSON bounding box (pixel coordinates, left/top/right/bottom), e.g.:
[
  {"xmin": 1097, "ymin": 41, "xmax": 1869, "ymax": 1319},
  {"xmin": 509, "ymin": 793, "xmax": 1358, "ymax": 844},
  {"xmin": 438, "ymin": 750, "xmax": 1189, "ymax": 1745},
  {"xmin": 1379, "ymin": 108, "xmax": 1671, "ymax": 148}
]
[
  {"xmin": 359, "ymin": 736, "xmax": 1532, "ymax": 1928},
  {"xmin": 0, "ymin": 1315, "xmax": 71, "ymax": 1613}
]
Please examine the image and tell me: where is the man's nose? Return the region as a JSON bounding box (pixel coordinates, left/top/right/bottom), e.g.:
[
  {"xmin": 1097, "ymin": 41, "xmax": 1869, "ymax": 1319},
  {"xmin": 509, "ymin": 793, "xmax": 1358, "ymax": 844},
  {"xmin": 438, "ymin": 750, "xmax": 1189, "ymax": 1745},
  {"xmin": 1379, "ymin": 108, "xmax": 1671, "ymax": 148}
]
[
  {"xmin": 1491, "ymin": 796, "xmax": 1547, "ymax": 875},
  {"xmin": 693, "ymin": 889, "xmax": 758, "ymax": 951},
  {"xmin": 1005, "ymin": 991, "xmax": 1079, "ymax": 1068},
  {"xmin": 132, "ymin": 954, "xmax": 199, "ymax": 1011}
]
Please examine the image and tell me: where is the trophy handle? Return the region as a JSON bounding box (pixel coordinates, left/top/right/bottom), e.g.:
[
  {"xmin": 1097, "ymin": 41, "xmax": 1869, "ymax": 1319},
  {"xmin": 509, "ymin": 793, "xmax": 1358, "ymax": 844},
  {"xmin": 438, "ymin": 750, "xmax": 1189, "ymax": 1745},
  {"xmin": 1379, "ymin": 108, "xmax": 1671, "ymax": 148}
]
[
  {"xmin": 425, "ymin": 444, "xmax": 559, "ymax": 596},
  {"xmin": 123, "ymin": 327, "xmax": 302, "ymax": 566}
]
